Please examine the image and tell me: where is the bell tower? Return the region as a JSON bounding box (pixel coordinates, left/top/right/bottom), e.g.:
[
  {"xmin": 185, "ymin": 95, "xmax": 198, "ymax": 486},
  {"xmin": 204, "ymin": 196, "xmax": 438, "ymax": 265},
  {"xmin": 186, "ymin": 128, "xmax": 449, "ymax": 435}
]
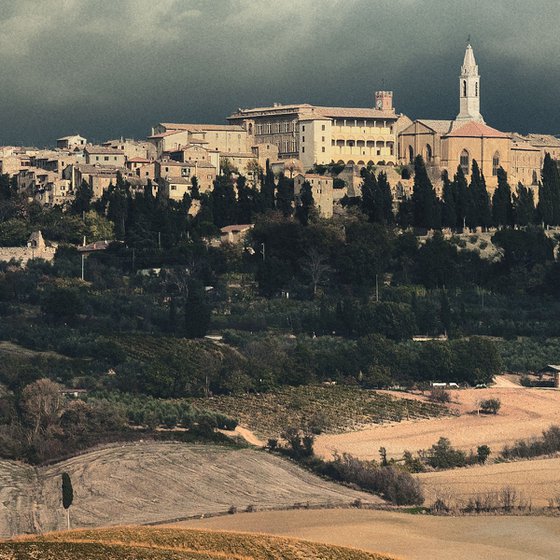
[{"xmin": 456, "ymin": 43, "xmax": 484, "ymax": 123}]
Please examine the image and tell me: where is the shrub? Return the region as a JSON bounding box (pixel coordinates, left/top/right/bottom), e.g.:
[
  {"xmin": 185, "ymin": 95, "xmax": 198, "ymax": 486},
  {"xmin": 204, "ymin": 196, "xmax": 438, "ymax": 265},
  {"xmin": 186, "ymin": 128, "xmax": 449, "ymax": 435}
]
[
  {"xmin": 428, "ymin": 388, "xmax": 451, "ymax": 403},
  {"xmin": 476, "ymin": 444, "xmax": 491, "ymax": 464},
  {"xmin": 480, "ymin": 398, "xmax": 501, "ymax": 415},
  {"xmin": 425, "ymin": 437, "xmax": 467, "ymax": 469}
]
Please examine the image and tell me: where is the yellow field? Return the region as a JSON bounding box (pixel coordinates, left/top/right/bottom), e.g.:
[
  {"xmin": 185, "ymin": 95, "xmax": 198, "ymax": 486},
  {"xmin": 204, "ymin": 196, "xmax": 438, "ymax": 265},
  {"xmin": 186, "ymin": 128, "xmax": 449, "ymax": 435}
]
[
  {"xmin": 1, "ymin": 526, "xmax": 393, "ymax": 560},
  {"xmin": 315, "ymin": 387, "xmax": 560, "ymax": 461},
  {"xmin": 419, "ymin": 456, "xmax": 560, "ymax": 508},
  {"xmin": 178, "ymin": 508, "xmax": 560, "ymax": 560}
]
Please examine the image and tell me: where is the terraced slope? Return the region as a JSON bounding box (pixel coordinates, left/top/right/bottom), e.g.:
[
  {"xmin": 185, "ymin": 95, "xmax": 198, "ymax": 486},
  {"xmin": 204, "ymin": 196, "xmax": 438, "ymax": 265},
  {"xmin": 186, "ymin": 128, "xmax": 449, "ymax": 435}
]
[
  {"xmin": 0, "ymin": 442, "xmax": 379, "ymax": 537},
  {"xmin": 3, "ymin": 526, "xmax": 393, "ymax": 559},
  {"xmin": 193, "ymin": 385, "xmax": 447, "ymax": 438}
]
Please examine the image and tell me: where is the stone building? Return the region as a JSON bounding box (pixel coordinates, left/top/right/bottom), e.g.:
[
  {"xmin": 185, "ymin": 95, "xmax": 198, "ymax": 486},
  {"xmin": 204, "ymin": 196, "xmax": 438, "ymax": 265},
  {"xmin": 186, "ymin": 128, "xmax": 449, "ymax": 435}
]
[
  {"xmin": 84, "ymin": 146, "xmax": 127, "ymax": 167},
  {"xmin": 56, "ymin": 134, "xmax": 87, "ymax": 150},
  {"xmin": 294, "ymin": 173, "xmax": 334, "ymax": 218},
  {"xmin": 228, "ymin": 93, "xmax": 406, "ymax": 170},
  {"xmin": 398, "ymin": 43, "xmax": 545, "ymax": 192}
]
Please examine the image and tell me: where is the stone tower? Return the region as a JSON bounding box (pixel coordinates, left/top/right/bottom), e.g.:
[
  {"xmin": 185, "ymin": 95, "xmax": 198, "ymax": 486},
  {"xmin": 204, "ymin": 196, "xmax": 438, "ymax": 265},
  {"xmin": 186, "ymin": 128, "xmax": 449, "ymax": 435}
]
[{"xmin": 456, "ymin": 43, "xmax": 484, "ymax": 123}]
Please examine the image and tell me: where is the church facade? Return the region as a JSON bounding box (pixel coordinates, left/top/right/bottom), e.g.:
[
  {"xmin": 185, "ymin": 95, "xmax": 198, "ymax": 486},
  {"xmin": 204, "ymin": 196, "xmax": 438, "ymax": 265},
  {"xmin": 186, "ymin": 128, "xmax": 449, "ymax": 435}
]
[{"xmin": 398, "ymin": 44, "xmax": 544, "ymax": 192}]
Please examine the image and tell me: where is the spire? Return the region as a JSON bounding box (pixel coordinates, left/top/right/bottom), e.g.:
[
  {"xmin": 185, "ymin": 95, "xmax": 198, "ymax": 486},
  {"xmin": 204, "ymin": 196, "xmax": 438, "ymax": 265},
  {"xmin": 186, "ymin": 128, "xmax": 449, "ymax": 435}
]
[
  {"xmin": 461, "ymin": 43, "xmax": 478, "ymax": 76},
  {"xmin": 456, "ymin": 42, "xmax": 484, "ymax": 123}
]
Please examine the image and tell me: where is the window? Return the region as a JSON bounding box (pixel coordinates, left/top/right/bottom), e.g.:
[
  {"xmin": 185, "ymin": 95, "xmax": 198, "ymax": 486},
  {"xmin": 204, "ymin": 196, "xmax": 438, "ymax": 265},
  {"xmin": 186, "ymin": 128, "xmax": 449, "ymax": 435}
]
[
  {"xmin": 96, "ymin": 156, "xmax": 99, "ymax": 161},
  {"xmin": 257, "ymin": 124, "xmax": 262, "ymax": 134},
  {"xmin": 463, "ymin": 80, "xmax": 467, "ymax": 97},
  {"xmin": 492, "ymin": 152, "xmax": 500, "ymax": 176},
  {"xmin": 321, "ymin": 124, "xmax": 325, "ymax": 131},
  {"xmin": 322, "ymin": 136, "xmax": 325, "ymax": 142},
  {"xmin": 532, "ymin": 170, "xmax": 538, "ymax": 185},
  {"xmin": 322, "ymin": 147, "xmax": 325, "ymax": 153},
  {"xmin": 104, "ymin": 156, "xmax": 109, "ymax": 161},
  {"xmin": 302, "ymin": 146, "xmax": 305, "ymax": 153},
  {"xmin": 460, "ymin": 149, "xmax": 469, "ymax": 175},
  {"xmin": 302, "ymin": 125, "xmax": 305, "ymax": 132},
  {"xmin": 171, "ymin": 185, "xmax": 176, "ymax": 190},
  {"xmin": 302, "ymin": 136, "xmax": 305, "ymax": 142}
]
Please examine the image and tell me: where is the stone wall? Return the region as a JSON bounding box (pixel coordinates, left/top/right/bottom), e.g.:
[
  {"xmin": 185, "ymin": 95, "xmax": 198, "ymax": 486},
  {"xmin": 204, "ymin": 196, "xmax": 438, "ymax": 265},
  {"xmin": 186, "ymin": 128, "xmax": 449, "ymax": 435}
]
[{"xmin": 0, "ymin": 247, "xmax": 56, "ymax": 265}]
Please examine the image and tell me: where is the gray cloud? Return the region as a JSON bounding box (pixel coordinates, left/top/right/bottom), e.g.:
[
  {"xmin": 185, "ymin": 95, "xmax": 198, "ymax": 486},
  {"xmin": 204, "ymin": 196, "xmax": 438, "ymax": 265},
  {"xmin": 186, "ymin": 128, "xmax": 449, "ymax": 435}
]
[{"xmin": 0, "ymin": 0, "xmax": 558, "ymax": 145}]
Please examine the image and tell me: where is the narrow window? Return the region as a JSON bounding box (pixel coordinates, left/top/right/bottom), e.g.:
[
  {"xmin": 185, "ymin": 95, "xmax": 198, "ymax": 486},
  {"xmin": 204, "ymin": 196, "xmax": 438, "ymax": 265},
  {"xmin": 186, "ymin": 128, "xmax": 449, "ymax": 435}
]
[
  {"xmin": 460, "ymin": 149, "xmax": 469, "ymax": 175},
  {"xmin": 492, "ymin": 152, "xmax": 500, "ymax": 176},
  {"xmin": 463, "ymin": 80, "xmax": 467, "ymax": 97}
]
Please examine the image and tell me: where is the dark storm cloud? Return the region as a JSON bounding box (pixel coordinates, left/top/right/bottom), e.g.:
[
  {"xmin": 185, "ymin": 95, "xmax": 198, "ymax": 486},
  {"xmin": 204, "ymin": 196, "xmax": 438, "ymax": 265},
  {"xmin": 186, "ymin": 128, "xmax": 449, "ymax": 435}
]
[{"xmin": 0, "ymin": 0, "xmax": 559, "ymax": 146}]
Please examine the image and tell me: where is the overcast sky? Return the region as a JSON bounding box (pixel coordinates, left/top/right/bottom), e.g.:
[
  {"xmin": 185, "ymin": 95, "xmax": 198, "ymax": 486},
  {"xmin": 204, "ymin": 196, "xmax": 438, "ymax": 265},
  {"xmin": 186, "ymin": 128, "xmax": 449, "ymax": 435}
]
[{"xmin": 1, "ymin": 0, "xmax": 559, "ymax": 146}]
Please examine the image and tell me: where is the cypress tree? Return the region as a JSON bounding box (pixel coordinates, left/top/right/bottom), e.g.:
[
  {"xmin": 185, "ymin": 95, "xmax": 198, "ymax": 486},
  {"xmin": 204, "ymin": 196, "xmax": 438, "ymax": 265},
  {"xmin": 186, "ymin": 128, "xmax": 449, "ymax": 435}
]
[
  {"xmin": 467, "ymin": 160, "xmax": 491, "ymax": 228},
  {"xmin": 377, "ymin": 171, "xmax": 394, "ymax": 224},
  {"xmin": 71, "ymin": 180, "xmax": 93, "ymax": 215},
  {"xmin": 492, "ymin": 167, "xmax": 513, "ymax": 227},
  {"xmin": 295, "ymin": 180, "xmax": 315, "ymax": 226},
  {"xmin": 441, "ymin": 170, "xmax": 457, "ymax": 228},
  {"xmin": 276, "ymin": 173, "xmax": 294, "ymax": 217},
  {"xmin": 360, "ymin": 167, "xmax": 378, "ymax": 222},
  {"xmin": 538, "ymin": 153, "xmax": 560, "ymax": 225},
  {"xmin": 411, "ymin": 155, "xmax": 440, "ymax": 229},
  {"xmin": 513, "ymin": 182, "xmax": 536, "ymax": 226},
  {"xmin": 261, "ymin": 159, "xmax": 276, "ymax": 211},
  {"xmin": 453, "ymin": 165, "xmax": 469, "ymax": 229},
  {"xmin": 61, "ymin": 472, "xmax": 73, "ymax": 530}
]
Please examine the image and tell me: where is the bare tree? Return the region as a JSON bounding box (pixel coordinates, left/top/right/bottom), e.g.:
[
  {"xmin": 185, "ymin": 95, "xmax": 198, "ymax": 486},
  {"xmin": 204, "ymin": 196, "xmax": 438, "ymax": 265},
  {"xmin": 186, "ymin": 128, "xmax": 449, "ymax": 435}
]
[
  {"xmin": 20, "ymin": 379, "xmax": 65, "ymax": 442},
  {"xmin": 301, "ymin": 248, "xmax": 331, "ymax": 297}
]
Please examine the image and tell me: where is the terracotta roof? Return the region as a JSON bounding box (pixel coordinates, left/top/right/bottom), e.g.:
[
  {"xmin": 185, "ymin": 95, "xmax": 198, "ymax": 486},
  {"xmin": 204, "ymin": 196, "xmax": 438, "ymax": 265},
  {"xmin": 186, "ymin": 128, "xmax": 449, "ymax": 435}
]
[
  {"xmin": 127, "ymin": 157, "xmax": 152, "ymax": 163},
  {"xmin": 444, "ymin": 121, "xmax": 509, "ymax": 138},
  {"xmin": 220, "ymin": 224, "xmax": 254, "ymax": 233},
  {"xmin": 148, "ymin": 131, "xmax": 185, "ymax": 139},
  {"xmin": 312, "ymin": 106, "xmax": 397, "ymax": 119},
  {"xmin": 416, "ymin": 119, "xmax": 454, "ymax": 134}
]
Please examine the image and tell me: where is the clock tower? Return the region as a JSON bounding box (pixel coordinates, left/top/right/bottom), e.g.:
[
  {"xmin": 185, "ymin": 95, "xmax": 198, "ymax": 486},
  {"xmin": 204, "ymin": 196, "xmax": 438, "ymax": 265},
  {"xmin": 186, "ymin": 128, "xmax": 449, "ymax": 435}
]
[
  {"xmin": 456, "ymin": 43, "xmax": 484, "ymax": 123},
  {"xmin": 375, "ymin": 90, "xmax": 393, "ymax": 112}
]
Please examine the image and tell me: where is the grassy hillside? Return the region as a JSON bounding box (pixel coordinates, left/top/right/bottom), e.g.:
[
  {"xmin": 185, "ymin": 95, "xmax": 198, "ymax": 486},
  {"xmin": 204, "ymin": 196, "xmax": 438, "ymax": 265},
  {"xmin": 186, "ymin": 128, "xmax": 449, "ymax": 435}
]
[
  {"xmin": 4, "ymin": 526, "xmax": 392, "ymax": 559},
  {"xmin": 193, "ymin": 385, "xmax": 448, "ymax": 438}
]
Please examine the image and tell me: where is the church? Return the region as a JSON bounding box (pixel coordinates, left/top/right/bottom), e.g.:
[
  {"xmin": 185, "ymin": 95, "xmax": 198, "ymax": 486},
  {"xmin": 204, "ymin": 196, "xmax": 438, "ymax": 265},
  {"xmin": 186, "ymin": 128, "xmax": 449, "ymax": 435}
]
[{"xmin": 398, "ymin": 43, "xmax": 549, "ymax": 192}]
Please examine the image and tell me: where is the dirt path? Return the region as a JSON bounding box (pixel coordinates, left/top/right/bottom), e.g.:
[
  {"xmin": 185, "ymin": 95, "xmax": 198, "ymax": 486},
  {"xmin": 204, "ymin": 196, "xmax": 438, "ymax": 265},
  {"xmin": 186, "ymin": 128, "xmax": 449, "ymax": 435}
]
[
  {"xmin": 315, "ymin": 387, "xmax": 560, "ymax": 460},
  {"xmin": 176, "ymin": 508, "xmax": 560, "ymax": 560},
  {"xmin": 0, "ymin": 442, "xmax": 379, "ymax": 537}
]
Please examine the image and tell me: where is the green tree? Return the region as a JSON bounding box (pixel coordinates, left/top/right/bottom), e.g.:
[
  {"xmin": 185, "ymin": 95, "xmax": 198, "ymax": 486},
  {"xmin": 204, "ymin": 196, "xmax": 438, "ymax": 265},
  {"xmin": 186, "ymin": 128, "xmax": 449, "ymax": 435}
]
[
  {"xmin": 211, "ymin": 175, "xmax": 237, "ymax": 228},
  {"xmin": 467, "ymin": 160, "xmax": 491, "ymax": 228},
  {"xmin": 513, "ymin": 183, "xmax": 536, "ymax": 226},
  {"xmin": 276, "ymin": 173, "xmax": 294, "ymax": 217},
  {"xmin": 411, "ymin": 155, "xmax": 440, "ymax": 229},
  {"xmin": 295, "ymin": 180, "xmax": 315, "ymax": 226},
  {"xmin": 261, "ymin": 160, "xmax": 276, "ymax": 211},
  {"xmin": 538, "ymin": 153, "xmax": 560, "ymax": 225},
  {"xmin": 492, "ymin": 167, "xmax": 513, "ymax": 227},
  {"xmin": 441, "ymin": 170, "xmax": 457, "ymax": 228},
  {"xmin": 61, "ymin": 472, "xmax": 73, "ymax": 529},
  {"xmin": 453, "ymin": 165, "xmax": 470, "ymax": 229},
  {"xmin": 71, "ymin": 180, "xmax": 93, "ymax": 215},
  {"xmin": 377, "ymin": 171, "xmax": 394, "ymax": 224},
  {"xmin": 184, "ymin": 282, "xmax": 211, "ymax": 338}
]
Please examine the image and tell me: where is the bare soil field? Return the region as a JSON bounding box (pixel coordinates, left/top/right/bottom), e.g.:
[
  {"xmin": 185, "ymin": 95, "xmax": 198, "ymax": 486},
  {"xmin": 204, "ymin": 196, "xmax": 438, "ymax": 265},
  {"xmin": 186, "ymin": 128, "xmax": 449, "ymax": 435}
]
[
  {"xmin": 315, "ymin": 387, "xmax": 560, "ymax": 461},
  {"xmin": 0, "ymin": 442, "xmax": 378, "ymax": 538},
  {"xmin": 178, "ymin": 508, "xmax": 560, "ymax": 560},
  {"xmin": 419, "ymin": 456, "xmax": 560, "ymax": 508}
]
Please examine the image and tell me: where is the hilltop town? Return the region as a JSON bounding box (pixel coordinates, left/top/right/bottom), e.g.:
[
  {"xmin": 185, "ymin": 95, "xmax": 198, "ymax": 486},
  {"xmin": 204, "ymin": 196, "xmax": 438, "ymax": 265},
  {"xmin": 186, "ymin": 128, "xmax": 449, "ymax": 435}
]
[
  {"xmin": 1, "ymin": 44, "xmax": 558, "ymax": 229},
  {"xmin": 2, "ymin": 41, "xmax": 560, "ymax": 560}
]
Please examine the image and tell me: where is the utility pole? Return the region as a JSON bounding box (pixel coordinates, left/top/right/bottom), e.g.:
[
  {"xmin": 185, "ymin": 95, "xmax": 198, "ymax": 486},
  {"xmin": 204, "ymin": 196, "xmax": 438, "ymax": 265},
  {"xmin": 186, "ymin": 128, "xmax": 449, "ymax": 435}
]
[
  {"xmin": 81, "ymin": 236, "xmax": 86, "ymax": 281},
  {"xmin": 261, "ymin": 242, "xmax": 265, "ymax": 262}
]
